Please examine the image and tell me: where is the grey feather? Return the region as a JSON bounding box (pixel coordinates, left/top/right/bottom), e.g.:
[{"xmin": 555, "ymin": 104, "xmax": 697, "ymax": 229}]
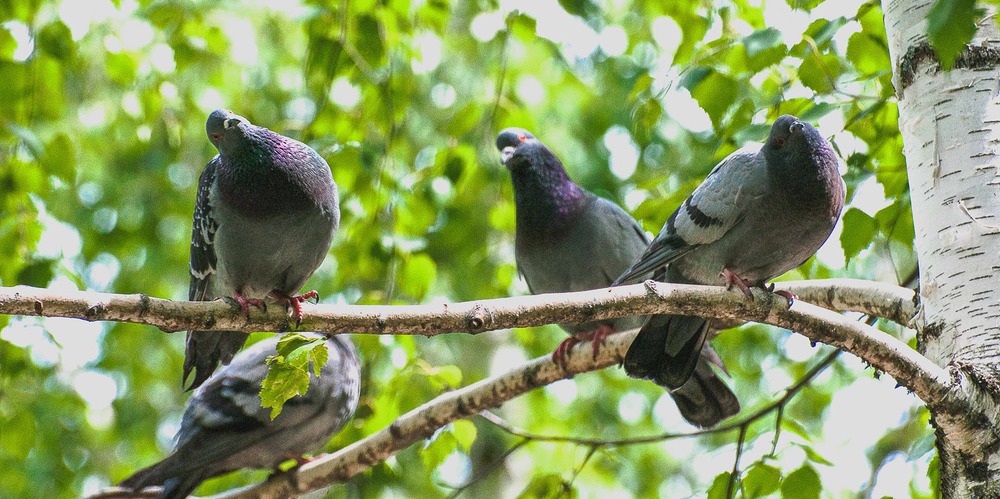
[
  {"xmin": 618, "ymin": 115, "xmax": 846, "ymax": 390},
  {"xmin": 121, "ymin": 334, "xmax": 360, "ymax": 499},
  {"xmin": 498, "ymin": 127, "xmax": 739, "ymax": 427},
  {"xmin": 184, "ymin": 109, "xmax": 340, "ymax": 390}
]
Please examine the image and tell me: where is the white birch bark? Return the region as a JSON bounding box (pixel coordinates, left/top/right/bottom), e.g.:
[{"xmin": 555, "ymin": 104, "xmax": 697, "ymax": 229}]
[{"xmin": 883, "ymin": 0, "xmax": 1000, "ymax": 495}]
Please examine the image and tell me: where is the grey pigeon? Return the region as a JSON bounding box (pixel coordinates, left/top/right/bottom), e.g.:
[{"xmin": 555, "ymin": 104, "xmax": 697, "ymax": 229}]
[
  {"xmin": 497, "ymin": 127, "xmax": 740, "ymax": 427},
  {"xmin": 185, "ymin": 109, "xmax": 340, "ymax": 389},
  {"xmin": 120, "ymin": 334, "xmax": 360, "ymax": 499},
  {"xmin": 614, "ymin": 115, "xmax": 846, "ymax": 389}
]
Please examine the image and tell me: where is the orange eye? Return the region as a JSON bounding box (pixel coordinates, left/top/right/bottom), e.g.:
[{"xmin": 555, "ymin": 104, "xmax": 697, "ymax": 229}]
[
  {"xmin": 211, "ymin": 133, "xmax": 222, "ymax": 141},
  {"xmin": 518, "ymin": 133, "xmax": 527, "ymax": 142}
]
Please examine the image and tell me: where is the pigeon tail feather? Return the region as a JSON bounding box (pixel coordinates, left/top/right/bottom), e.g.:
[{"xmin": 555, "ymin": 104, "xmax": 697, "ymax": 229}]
[
  {"xmin": 670, "ymin": 359, "xmax": 741, "ymax": 428},
  {"xmin": 183, "ymin": 330, "xmax": 247, "ymax": 390},
  {"xmin": 623, "ymin": 314, "xmax": 708, "ymax": 389}
]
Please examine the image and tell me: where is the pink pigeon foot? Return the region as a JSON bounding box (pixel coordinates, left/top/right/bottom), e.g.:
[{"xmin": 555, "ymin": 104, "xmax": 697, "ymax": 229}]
[
  {"xmin": 721, "ymin": 268, "xmax": 754, "ymax": 299},
  {"xmin": 551, "ymin": 324, "xmax": 616, "ymax": 370},
  {"xmin": 232, "ymin": 292, "xmax": 267, "ymax": 317},
  {"xmin": 270, "ymin": 290, "xmax": 320, "ymax": 326}
]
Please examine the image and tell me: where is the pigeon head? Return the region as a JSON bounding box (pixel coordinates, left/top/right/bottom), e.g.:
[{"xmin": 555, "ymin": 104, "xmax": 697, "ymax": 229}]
[
  {"xmin": 762, "ymin": 114, "xmax": 836, "ymax": 173},
  {"xmin": 206, "ymin": 109, "xmax": 252, "ymax": 154},
  {"xmin": 496, "ymin": 128, "xmax": 556, "ymax": 171},
  {"xmin": 762, "ymin": 114, "xmax": 843, "ymax": 213}
]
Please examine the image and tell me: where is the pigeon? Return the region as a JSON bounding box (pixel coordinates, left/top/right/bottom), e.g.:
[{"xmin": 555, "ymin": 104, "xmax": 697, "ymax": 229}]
[
  {"xmin": 497, "ymin": 127, "xmax": 740, "ymax": 427},
  {"xmin": 613, "ymin": 115, "xmax": 846, "ymax": 389},
  {"xmin": 184, "ymin": 109, "xmax": 340, "ymax": 390},
  {"xmin": 120, "ymin": 333, "xmax": 360, "ymax": 499}
]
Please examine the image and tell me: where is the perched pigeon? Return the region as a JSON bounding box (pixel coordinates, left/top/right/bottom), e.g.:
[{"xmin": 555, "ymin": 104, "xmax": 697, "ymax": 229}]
[
  {"xmin": 120, "ymin": 334, "xmax": 360, "ymax": 499},
  {"xmin": 497, "ymin": 127, "xmax": 740, "ymax": 427},
  {"xmin": 185, "ymin": 109, "xmax": 340, "ymax": 389},
  {"xmin": 614, "ymin": 115, "xmax": 845, "ymax": 389}
]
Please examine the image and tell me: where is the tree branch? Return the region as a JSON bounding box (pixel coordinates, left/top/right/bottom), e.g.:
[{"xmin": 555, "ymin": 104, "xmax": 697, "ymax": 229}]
[
  {"xmin": 71, "ymin": 278, "xmax": 953, "ymax": 499},
  {"xmin": 0, "ymin": 278, "xmax": 915, "ymax": 335},
  {"xmin": 0, "ymin": 279, "xmax": 943, "ymax": 403}
]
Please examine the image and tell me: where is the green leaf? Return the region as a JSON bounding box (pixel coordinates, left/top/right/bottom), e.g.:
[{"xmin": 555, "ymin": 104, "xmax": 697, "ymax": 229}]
[
  {"xmin": 0, "ymin": 25, "xmax": 16, "ymax": 61},
  {"xmin": 846, "ymin": 31, "xmax": 890, "ymax": 76},
  {"xmin": 15, "ymin": 258, "xmax": 55, "ymax": 287},
  {"xmin": 706, "ymin": 472, "xmax": 733, "ymax": 499},
  {"xmin": 743, "ymin": 463, "xmax": 782, "ymax": 498},
  {"xmin": 261, "ymin": 355, "xmax": 310, "ymax": 419},
  {"xmin": 841, "ymin": 208, "xmax": 878, "ymax": 262},
  {"xmin": 421, "ymin": 430, "xmax": 457, "ymax": 471},
  {"xmin": 427, "ymin": 364, "xmax": 463, "ymax": 389},
  {"xmin": 682, "ymin": 69, "xmax": 738, "ymax": 128},
  {"xmin": 875, "ymin": 199, "xmax": 915, "ymax": 245},
  {"xmin": 781, "ymin": 465, "xmax": 821, "ymax": 499},
  {"xmin": 399, "ymin": 252, "xmax": 437, "ymax": 300},
  {"xmin": 41, "ymin": 133, "xmax": 76, "ymax": 182},
  {"xmin": 744, "ymin": 28, "xmax": 787, "ymax": 72},
  {"xmin": 927, "ymin": 0, "xmax": 977, "ymax": 69},
  {"xmin": 799, "ymin": 53, "xmax": 842, "ymax": 94},
  {"xmin": 517, "ymin": 473, "xmax": 577, "ymax": 499},
  {"xmin": 36, "ymin": 21, "xmax": 74, "ymax": 61},
  {"xmin": 795, "ymin": 443, "xmax": 834, "ymax": 466},
  {"xmin": 452, "ymin": 420, "xmax": 477, "ymax": 451},
  {"xmin": 260, "ymin": 334, "xmax": 328, "ymax": 418},
  {"xmin": 785, "ymin": 0, "xmax": 825, "ymax": 11}
]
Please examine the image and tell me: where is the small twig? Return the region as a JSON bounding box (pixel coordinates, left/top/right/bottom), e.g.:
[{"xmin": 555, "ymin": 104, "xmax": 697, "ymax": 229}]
[{"xmin": 727, "ymin": 425, "xmax": 749, "ymax": 499}]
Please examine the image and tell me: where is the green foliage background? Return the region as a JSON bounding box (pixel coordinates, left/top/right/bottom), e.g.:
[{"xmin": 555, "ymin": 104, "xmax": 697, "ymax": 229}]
[{"xmin": 0, "ymin": 0, "xmax": 966, "ymax": 496}]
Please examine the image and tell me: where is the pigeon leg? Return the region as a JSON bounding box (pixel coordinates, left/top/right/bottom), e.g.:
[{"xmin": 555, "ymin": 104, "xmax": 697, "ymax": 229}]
[
  {"xmin": 721, "ymin": 268, "xmax": 754, "ymax": 299},
  {"xmin": 758, "ymin": 282, "xmax": 796, "ymax": 306},
  {"xmin": 582, "ymin": 324, "xmax": 615, "ymax": 359},
  {"xmin": 552, "ymin": 336, "xmax": 582, "ymax": 370},
  {"xmin": 270, "ymin": 290, "xmax": 321, "ymax": 326},
  {"xmin": 552, "ymin": 324, "xmax": 616, "ymax": 369},
  {"xmin": 229, "ymin": 292, "xmax": 267, "ymax": 318}
]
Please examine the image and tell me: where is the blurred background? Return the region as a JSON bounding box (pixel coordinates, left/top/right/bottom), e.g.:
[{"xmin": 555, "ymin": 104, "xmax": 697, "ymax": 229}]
[{"xmin": 0, "ymin": 0, "xmax": 929, "ymax": 497}]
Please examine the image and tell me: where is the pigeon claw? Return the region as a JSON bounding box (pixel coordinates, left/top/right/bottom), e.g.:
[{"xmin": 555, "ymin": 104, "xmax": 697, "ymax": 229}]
[
  {"xmin": 773, "ymin": 289, "xmax": 797, "ymax": 307},
  {"xmin": 721, "ymin": 268, "xmax": 754, "ymax": 299},
  {"xmin": 582, "ymin": 324, "xmax": 615, "ymax": 360},
  {"xmin": 231, "ymin": 292, "xmax": 267, "ymax": 318},
  {"xmin": 552, "ymin": 337, "xmax": 581, "ymax": 371},
  {"xmin": 551, "ymin": 324, "xmax": 616, "ymax": 370},
  {"xmin": 270, "ymin": 290, "xmax": 321, "ymax": 327}
]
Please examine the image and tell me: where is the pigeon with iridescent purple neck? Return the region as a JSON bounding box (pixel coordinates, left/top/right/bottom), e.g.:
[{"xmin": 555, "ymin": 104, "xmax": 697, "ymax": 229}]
[
  {"xmin": 184, "ymin": 109, "xmax": 339, "ymax": 390},
  {"xmin": 498, "ymin": 127, "xmax": 740, "ymax": 427}
]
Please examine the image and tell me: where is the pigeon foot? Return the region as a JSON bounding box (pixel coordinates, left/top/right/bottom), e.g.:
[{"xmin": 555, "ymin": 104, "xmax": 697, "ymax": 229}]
[
  {"xmin": 551, "ymin": 324, "xmax": 616, "ymax": 370},
  {"xmin": 230, "ymin": 292, "xmax": 267, "ymax": 318},
  {"xmin": 270, "ymin": 290, "xmax": 321, "ymax": 326},
  {"xmin": 721, "ymin": 268, "xmax": 754, "ymax": 299},
  {"xmin": 552, "ymin": 337, "xmax": 581, "ymax": 371}
]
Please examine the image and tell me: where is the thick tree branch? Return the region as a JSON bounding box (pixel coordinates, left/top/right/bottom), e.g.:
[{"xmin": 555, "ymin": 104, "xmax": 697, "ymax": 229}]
[
  {"xmin": 0, "ymin": 278, "xmax": 914, "ymax": 335},
  {"xmin": 0, "ymin": 280, "xmax": 942, "ymax": 403},
  {"xmin": 67, "ymin": 278, "xmax": 956, "ymax": 499}
]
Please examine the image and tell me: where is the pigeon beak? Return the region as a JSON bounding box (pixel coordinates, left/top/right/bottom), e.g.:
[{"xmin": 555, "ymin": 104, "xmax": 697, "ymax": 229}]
[
  {"xmin": 500, "ymin": 146, "xmax": 516, "ymax": 165},
  {"xmin": 223, "ymin": 117, "xmax": 241, "ymax": 130},
  {"xmin": 789, "ymin": 121, "xmax": 804, "ymax": 134}
]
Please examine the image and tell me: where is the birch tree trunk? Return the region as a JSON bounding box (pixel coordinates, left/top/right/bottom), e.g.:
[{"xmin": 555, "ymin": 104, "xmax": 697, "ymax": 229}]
[{"xmin": 883, "ymin": 1, "xmax": 1000, "ymax": 495}]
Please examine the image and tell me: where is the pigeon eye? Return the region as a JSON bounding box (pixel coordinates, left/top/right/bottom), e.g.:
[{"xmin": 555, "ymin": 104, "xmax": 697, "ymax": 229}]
[
  {"xmin": 774, "ymin": 137, "xmax": 786, "ymax": 147},
  {"xmin": 211, "ymin": 132, "xmax": 222, "ymax": 141},
  {"xmin": 518, "ymin": 133, "xmax": 527, "ymax": 142}
]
